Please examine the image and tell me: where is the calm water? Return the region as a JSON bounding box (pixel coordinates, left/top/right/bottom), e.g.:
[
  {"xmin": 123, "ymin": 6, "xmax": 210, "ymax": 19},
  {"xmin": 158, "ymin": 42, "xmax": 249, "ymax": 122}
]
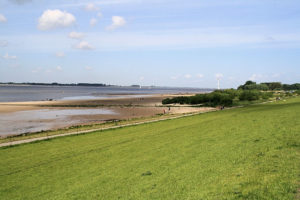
[{"xmin": 0, "ymin": 85, "xmax": 212, "ymax": 102}]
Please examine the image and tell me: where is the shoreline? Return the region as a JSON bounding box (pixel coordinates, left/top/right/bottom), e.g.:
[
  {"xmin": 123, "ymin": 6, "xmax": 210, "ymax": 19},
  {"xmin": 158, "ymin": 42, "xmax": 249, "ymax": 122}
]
[{"xmin": 0, "ymin": 94, "xmax": 214, "ymax": 137}]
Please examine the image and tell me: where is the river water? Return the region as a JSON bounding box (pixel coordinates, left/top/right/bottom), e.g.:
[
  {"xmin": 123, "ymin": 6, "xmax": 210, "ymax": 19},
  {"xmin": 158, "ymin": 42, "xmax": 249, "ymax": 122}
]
[{"xmin": 0, "ymin": 85, "xmax": 211, "ymax": 102}]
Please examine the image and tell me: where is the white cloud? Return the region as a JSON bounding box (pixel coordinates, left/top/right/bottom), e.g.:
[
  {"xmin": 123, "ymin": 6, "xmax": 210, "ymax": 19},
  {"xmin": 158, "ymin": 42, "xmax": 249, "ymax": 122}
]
[
  {"xmin": 85, "ymin": 66, "xmax": 93, "ymax": 70},
  {"xmin": 8, "ymin": 26, "xmax": 300, "ymax": 52},
  {"xmin": 0, "ymin": 14, "xmax": 7, "ymax": 23},
  {"xmin": 215, "ymin": 73, "xmax": 223, "ymax": 79},
  {"xmin": 90, "ymin": 18, "xmax": 98, "ymax": 26},
  {"xmin": 0, "ymin": 40, "xmax": 8, "ymax": 47},
  {"xmin": 62, "ymin": 0, "xmax": 139, "ymax": 7},
  {"xmin": 38, "ymin": 9, "xmax": 76, "ymax": 31},
  {"xmin": 249, "ymin": 74, "xmax": 262, "ymax": 81},
  {"xmin": 106, "ymin": 16, "xmax": 126, "ymax": 30},
  {"xmin": 97, "ymin": 12, "xmax": 103, "ymax": 18},
  {"xmin": 184, "ymin": 74, "xmax": 192, "ymax": 79},
  {"xmin": 82, "ymin": 26, "xmax": 290, "ymax": 51},
  {"xmin": 74, "ymin": 41, "xmax": 94, "ymax": 50},
  {"xmin": 272, "ymin": 73, "xmax": 280, "ymax": 78},
  {"xmin": 56, "ymin": 52, "xmax": 65, "ymax": 57},
  {"xmin": 32, "ymin": 67, "xmax": 42, "ymax": 73},
  {"xmin": 196, "ymin": 73, "xmax": 204, "ymax": 78},
  {"xmin": 170, "ymin": 75, "xmax": 179, "ymax": 80},
  {"xmin": 56, "ymin": 66, "xmax": 62, "ymax": 71},
  {"xmin": 139, "ymin": 76, "xmax": 145, "ymax": 81},
  {"xmin": 85, "ymin": 3, "xmax": 99, "ymax": 11},
  {"xmin": 68, "ymin": 31, "xmax": 84, "ymax": 40},
  {"xmin": 3, "ymin": 53, "xmax": 17, "ymax": 60}
]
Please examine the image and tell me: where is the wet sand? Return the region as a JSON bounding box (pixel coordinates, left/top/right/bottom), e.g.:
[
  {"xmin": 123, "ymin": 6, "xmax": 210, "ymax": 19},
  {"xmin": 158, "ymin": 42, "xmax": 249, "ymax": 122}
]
[{"xmin": 0, "ymin": 94, "xmax": 215, "ymax": 136}]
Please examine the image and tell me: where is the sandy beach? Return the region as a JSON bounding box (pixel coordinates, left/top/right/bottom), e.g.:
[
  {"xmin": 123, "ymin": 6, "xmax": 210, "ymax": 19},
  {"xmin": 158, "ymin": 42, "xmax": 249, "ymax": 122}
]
[{"xmin": 0, "ymin": 94, "xmax": 215, "ymax": 136}]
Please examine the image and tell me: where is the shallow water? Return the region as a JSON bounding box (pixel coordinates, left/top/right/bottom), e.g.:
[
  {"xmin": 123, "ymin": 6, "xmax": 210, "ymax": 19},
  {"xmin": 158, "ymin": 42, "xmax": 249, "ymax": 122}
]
[
  {"xmin": 61, "ymin": 94, "xmax": 151, "ymax": 100},
  {"xmin": 0, "ymin": 109, "xmax": 116, "ymax": 136},
  {"xmin": 0, "ymin": 85, "xmax": 211, "ymax": 102}
]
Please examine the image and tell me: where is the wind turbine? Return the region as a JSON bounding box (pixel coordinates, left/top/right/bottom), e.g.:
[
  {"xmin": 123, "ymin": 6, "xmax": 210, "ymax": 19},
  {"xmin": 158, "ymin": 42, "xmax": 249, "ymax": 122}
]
[
  {"xmin": 139, "ymin": 76, "xmax": 144, "ymax": 89},
  {"xmin": 215, "ymin": 73, "xmax": 223, "ymax": 90}
]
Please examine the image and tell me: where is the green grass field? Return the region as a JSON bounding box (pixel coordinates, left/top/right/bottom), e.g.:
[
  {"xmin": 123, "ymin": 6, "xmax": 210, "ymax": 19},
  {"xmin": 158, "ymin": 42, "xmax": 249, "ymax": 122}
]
[{"xmin": 0, "ymin": 98, "xmax": 299, "ymax": 200}]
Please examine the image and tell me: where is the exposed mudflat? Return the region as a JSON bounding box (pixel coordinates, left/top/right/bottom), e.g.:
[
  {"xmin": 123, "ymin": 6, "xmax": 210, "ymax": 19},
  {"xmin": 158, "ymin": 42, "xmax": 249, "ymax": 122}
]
[{"xmin": 0, "ymin": 94, "xmax": 215, "ymax": 136}]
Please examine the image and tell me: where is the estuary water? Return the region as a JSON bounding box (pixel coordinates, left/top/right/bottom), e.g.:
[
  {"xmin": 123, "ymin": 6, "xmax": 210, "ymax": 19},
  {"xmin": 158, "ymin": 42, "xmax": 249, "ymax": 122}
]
[{"xmin": 0, "ymin": 85, "xmax": 212, "ymax": 102}]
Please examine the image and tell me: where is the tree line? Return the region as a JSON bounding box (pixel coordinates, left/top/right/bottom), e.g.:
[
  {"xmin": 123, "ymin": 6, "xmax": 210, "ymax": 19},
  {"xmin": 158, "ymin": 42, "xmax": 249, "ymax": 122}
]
[
  {"xmin": 162, "ymin": 81, "xmax": 300, "ymax": 107},
  {"xmin": 0, "ymin": 82, "xmax": 110, "ymax": 87},
  {"xmin": 238, "ymin": 81, "xmax": 300, "ymax": 91}
]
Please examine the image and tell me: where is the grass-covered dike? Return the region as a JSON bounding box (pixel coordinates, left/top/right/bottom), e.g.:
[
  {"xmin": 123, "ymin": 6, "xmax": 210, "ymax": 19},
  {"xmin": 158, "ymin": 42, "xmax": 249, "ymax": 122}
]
[{"xmin": 0, "ymin": 97, "xmax": 299, "ymax": 199}]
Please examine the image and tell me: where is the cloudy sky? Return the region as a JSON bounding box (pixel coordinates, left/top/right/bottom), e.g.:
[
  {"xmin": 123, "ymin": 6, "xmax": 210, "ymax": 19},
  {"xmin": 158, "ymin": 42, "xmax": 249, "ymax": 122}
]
[{"xmin": 0, "ymin": 0, "xmax": 300, "ymax": 88}]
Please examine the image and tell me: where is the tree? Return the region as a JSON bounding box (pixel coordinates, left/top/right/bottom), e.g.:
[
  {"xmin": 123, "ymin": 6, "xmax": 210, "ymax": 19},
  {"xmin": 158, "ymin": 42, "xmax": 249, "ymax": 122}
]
[
  {"xmin": 282, "ymin": 83, "xmax": 300, "ymax": 90},
  {"xmin": 238, "ymin": 80, "xmax": 256, "ymax": 90},
  {"xmin": 238, "ymin": 81, "xmax": 269, "ymax": 91},
  {"xmin": 245, "ymin": 80, "xmax": 256, "ymax": 85},
  {"xmin": 268, "ymin": 82, "xmax": 282, "ymax": 90}
]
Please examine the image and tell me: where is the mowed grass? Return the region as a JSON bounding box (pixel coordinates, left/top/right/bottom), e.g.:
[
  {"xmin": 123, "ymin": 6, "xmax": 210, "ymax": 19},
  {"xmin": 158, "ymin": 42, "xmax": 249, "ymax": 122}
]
[{"xmin": 0, "ymin": 98, "xmax": 299, "ymax": 200}]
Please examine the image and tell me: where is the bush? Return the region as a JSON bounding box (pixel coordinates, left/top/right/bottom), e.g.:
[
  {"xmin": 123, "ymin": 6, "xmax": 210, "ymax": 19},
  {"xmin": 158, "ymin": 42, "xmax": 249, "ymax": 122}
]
[
  {"xmin": 261, "ymin": 92, "xmax": 273, "ymax": 100},
  {"xmin": 162, "ymin": 90, "xmax": 234, "ymax": 106},
  {"xmin": 162, "ymin": 96, "xmax": 190, "ymax": 105},
  {"xmin": 294, "ymin": 90, "xmax": 300, "ymax": 95},
  {"xmin": 162, "ymin": 98, "xmax": 172, "ymax": 104},
  {"xmin": 285, "ymin": 92, "xmax": 293, "ymax": 97},
  {"xmin": 239, "ymin": 90, "xmax": 260, "ymax": 101}
]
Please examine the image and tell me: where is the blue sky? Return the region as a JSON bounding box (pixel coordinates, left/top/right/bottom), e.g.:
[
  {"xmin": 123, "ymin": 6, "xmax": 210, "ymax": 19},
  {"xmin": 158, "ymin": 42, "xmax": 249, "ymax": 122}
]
[{"xmin": 0, "ymin": 0, "xmax": 299, "ymax": 88}]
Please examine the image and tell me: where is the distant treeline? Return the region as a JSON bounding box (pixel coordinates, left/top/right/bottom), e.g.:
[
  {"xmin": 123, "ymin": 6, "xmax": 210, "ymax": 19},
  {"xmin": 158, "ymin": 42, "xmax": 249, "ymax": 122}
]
[
  {"xmin": 162, "ymin": 81, "xmax": 300, "ymax": 107},
  {"xmin": 238, "ymin": 81, "xmax": 300, "ymax": 91},
  {"xmin": 0, "ymin": 82, "xmax": 112, "ymax": 87},
  {"xmin": 163, "ymin": 90, "xmax": 237, "ymax": 106},
  {"xmin": 163, "ymin": 89, "xmax": 273, "ymax": 107}
]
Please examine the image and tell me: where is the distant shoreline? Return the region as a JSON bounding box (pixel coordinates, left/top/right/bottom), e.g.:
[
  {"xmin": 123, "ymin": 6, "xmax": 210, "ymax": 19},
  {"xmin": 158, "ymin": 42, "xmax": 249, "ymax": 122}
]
[{"xmin": 0, "ymin": 82, "xmax": 113, "ymax": 87}]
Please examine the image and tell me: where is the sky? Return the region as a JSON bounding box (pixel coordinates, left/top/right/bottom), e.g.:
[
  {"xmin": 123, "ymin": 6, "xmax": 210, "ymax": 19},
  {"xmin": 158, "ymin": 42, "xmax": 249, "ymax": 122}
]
[{"xmin": 0, "ymin": 0, "xmax": 300, "ymax": 88}]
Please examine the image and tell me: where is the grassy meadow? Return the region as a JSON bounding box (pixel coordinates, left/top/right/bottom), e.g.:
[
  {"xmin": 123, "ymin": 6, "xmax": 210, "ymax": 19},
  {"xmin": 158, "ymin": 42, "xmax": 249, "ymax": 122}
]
[{"xmin": 0, "ymin": 98, "xmax": 299, "ymax": 199}]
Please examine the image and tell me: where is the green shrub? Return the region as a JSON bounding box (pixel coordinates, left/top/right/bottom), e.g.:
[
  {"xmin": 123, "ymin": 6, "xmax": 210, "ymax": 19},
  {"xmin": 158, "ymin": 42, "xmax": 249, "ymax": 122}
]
[
  {"xmin": 261, "ymin": 92, "xmax": 273, "ymax": 100},
  {"xmin": 162, "ymin": 98, "xmax": 172, "ymax": 104},
  {"xmin": 162, "ymin": 90, "xmax": 234, "ymax": 106},
  {"xmin": 239, "ymin": 90, "xmax": 260, "ymax": 101},
  {"xmin": 285, "ymin": 92, "xmax": 293, "ymax": 97},
  {"xmin": 294, "ymin": 90, "xmax": 300, "ymax": 95},
  {"xmin": 162, "ymin": 97, "xmax": 191, "ymax": 105}
]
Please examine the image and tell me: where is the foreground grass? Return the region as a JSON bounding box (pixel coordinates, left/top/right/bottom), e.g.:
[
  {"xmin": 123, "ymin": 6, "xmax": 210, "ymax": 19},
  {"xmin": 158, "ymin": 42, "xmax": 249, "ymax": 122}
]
[{"xmin": 0, "ymin": 98, "xmax": 299, "ymax": 199}]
